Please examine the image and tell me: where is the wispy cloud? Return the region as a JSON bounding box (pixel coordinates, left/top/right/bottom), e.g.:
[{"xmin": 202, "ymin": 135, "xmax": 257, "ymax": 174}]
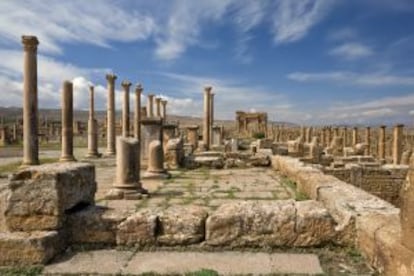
[
  {"xmin": 272, "ymin": 0, "xmax": 336, "ymax": 44},
  {"xmin": 0, "ymin": 1, "xmax": 155, "ymax": 54},
  {"xmin": 329, "ymin": 42, "xmax": 373, "ymax": 60},
  {"xmin": 288, "ymin": 71, "xmax": 414, "ymax": 86}
]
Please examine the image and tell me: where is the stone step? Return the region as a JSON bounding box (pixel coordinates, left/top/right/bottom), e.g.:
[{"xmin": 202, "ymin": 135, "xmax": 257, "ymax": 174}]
[{"xmin": 44, "ymin": 250, "xmax": 324, "ymax": 275}]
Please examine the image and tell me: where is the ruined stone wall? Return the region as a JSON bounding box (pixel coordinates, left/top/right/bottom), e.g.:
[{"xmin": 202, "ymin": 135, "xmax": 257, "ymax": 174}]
[{"xmin": 323, "ymin": 165, "xmax": 407, "ymax": 207}]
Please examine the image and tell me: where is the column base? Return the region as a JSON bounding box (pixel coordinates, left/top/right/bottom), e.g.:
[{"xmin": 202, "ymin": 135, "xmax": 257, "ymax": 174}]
[
  {"xmin": 104, "ymin": 151, "xmax": 116, "ymax": 157},
  {"xmin": 20, "ymin": 159, "xmax": 40, "ymax": 167},
  {"xmin": 104, "ymin": 186, "xmax": 148, "ymax": 200},
  {"xmin": 59, "ymin": 156, "xmax": 77, "ymax": 162},
  {"xmin": 84, "ymin": 152, "xmax": 102, "ymax": 159},
  {"xmin": 142, "ymin": 170, "xmax": 171, "ymax": 180}
]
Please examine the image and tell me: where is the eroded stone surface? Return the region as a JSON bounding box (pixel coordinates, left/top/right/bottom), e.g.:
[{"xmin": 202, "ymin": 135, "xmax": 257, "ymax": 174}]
[
  {"xmin": 116, "ymin": 209, "xmax": 157, "ymax": 246},
  {"xmin": 4, "ymin": 162, "xmax": 96, "ymax": 231}
]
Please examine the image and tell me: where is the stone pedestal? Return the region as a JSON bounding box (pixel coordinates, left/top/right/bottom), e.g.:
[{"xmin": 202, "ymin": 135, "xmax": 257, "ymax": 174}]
[
  {"xmin": 22, "ymin": 35, "xmax": 40, "ymax": 166},
  {"xmin": 163, "ymin": 124, "xmax": 176, "ymax": 151},
  {"xmin": 106, "ymin": 137, "xmax": 147, "ymax": 199},
  {"xmin": 60, "ymin": 81, "xmax": 76, "ymax": 162},
  {"xmin": 187, "ymin": 125, "xmax": 199, "ymax": 151},
  {"xmin": 143, "ymin": 140, "xmax": 170, "ymax": 179},
  {"xmin": 105, "ymin": 74, "xmax": 117, "ymax": 156},
  {"xmin": 141, "ymin": 118, "xmax": 163, "ymax": 160}
]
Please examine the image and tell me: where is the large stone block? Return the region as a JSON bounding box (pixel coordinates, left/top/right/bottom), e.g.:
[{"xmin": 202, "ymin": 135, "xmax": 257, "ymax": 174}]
[
  {"xmin": 158, "ymin": 206, "xmax": 208, "ymax": 245},
  {"xmin": 3, "ymin": 162, "xmax": 96, "ymax": 231},
  {"xmin": 67, "ymin": 205, "xmax": 130, "ymax": 245},
  {"xmin": 0, "ymin": 230, "xmax": 65, "ymax": 265},
  {"xmin": 206, "ymin": 201, "xmax": 297, "ymax": 247},
  {"xmin": 116, "ymin": 209, "xmax": 157, "ymax": 247}
]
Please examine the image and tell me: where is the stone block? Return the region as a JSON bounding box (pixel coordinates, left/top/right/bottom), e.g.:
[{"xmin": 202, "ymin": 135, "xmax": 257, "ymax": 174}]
[
  {"xmin": 116, "ymin": 209, "xmax": 157, "ymax": 247},
  {"xmin": 158, "ymin": 206, "xmax": 208, "ymax": 245},
  {"xmin": 3, "ymin": 162, "xmax": 96, "ymax": 231},
  {"xmin": 0, "ymin": 230, "xmax": 65, "ymax": 265},
  {"xmin": 206, "ymin": 201, "xmax": 297, "ymax": 247},
  {"xmin": 67, "ymin": 205, "xmax": 130, "ymax": 245}
]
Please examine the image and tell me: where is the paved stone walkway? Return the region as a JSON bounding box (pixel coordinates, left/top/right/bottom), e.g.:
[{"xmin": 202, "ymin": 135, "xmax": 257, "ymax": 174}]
[{"xmin": 44, "ymin": 250, "xmax": 324, "ymax": 275}]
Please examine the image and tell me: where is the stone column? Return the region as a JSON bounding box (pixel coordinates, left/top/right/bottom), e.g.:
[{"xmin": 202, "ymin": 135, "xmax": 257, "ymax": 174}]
[
  {"xmin": 333, "ymin": 127, "xmax": 339, "ymax": 137},
  {"xmin": 121, "ymin": 80, "xmax": 131, "ymax": 137},
  {"xmin": 155, "ymin": 97, "xmax": 161, "ymax": 117},
  {"xmin": 378, "ymin": 125, "xmax": 386, "ymax": 161},
  {"xmin": 352, "ymin": 127, "xmax": 358, "ymax": 146},
  {"xmin": 393, "ymin": 124, "xmax": 404, "ymax": 165},
  {"xmin": 161, "ymin": 100, "xmax": 167, "ymax": 121},
  {"xmin": 327, "ymin": 127, "xmax": 332, "ymax": 146},
  {"xmin": 22, "ymin": 35, "xmax": 39, "ymax": 165},
  {"xmin": 364, "ymin": 127, "xmax": 371, "ymax": 155},
  {"xmin": 86, "ymin": 85, "xmax": 99, "ymax": 158},
  {"xmin": 134, "ymin": 84, "xmax": 143, "ymax": 140},
  {"xmin": 342, "ymin": 127, "xmax": 347, "ymax": 148},
  {"xmin": 106, "ymin": 137, "xmax": 147, "ymax": 199},
  {"xmin": 143, "ymin": 140, "xmax": 170, "ymax": 179},
  {"xmin": 105, "ymin": 73, "xmax": 117, "ymax": 156},
  {"xmin": 209, "ymin": 92, "xmax": 215, "ymax": 143},
  {"xmin": 305, "ymin": 127, "xmax": 313, "ymax": 143},
  {"xmin": 147, "ymin": 94, "xmax": 155, "ymax": 118},
  {"xmin": 60, "ymin": 81, "xmax": 76, "ymax": 162},
  {"xmin": 203, "ymin": 86, "xmax": 212, "ymax": 150}
]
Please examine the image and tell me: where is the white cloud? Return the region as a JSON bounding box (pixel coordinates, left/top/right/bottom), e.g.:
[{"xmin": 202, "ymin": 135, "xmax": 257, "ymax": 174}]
[
  {"xmin": 287, "ymin": 71, "xmax": 414, "ymax": 86},
  {"xmin": 272, "ymin": 0, "xmax": 335, "ymax": 44},
  {"xmin": 329, "ymin": 42, "xmax": 373, "ymax": 60},
  {"xmin": 0, "ymin": 1, "xmax": 155, "ymax": 54}
]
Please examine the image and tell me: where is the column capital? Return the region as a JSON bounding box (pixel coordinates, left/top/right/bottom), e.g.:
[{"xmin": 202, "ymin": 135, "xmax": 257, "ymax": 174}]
[
  {"xmin": 380, "ymin": 125, "xmax": 387, "ymax": 129},
  {"xmin": 204, "ymin": 86, "xmax": 212, "ymax": 93},
  {"xmin": 161, "ymin": 100, "xmax": 167, "ymax": 106},
  {"xmin": 89, "ymin": 85, "xmax": 94, "ymax": 92},
  {"xmin": 155, "ymin": 97, "xmax": 161, "ymax": 102},
  {"xmin": 121, "ymin": 80, "xmax": 132, "ymax": 89},
  {"xmin": 106, "ymin": 73, "xmax": 117, "ymax": 82},
  {"xmin": 148, "ymin": 94, "xmax": 155, "ymax": 99},
  {"xmin": 135, "ymin": 83, "xmax": 143, "ymax": 93},
  {"xmin": 22, "ymin": 35, "xmax": 39, "ymax": 52}
]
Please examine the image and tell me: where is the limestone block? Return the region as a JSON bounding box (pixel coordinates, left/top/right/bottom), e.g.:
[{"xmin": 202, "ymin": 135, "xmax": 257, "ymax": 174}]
[
  {"xmin": 116, "ymin": 209, "xmax": 157, "ymax": 246},
  {"xmin": 206, "ymin": 201, "xmax": 297, "ymax": 247},
  {"xmin": 67, "ymin": 205, "xmax": 130, "ymax": 245},
  {"xmin": 158, "ymin": 206, "xmax": 208, "ymax": 245},
  {"xmin": 0, "ymin": 230, "xmax": 65, "ymax": 265},
  {"xmin": 294, "ymin": 201, "xmax": 337, "ymax": 246},
  {"xmin": 3, "ymin": 163, "xmax": 96, "ymax": 231},
  {"xmin": 248, "ymin": 153, "xmax": 271, "ymax": 167}
]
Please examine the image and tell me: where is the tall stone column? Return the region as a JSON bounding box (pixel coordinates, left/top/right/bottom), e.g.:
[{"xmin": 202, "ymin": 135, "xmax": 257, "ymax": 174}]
[
  {"xmin": 305, "ymin": 127, "xmax": 313, "ymax": 143},
  {"xmin": 393, "ymin": 124, "xmax": 404, "ymax": 165},
  {"xmin": 60, "ymin": 81, "xmax": 76, "ymax": 162},
  {"xmin": 134, "ymin": 84, "xmax": 143, "ymax": 140},
  {"xmin": 343, "ymin": 127, "xmax": 348, "ymax": 148},
  {"xmin": 86, "ymin": 85, "xmax": 99, "ymax": 158},
  {"xmin": 327, "ymin": 127, "xmax": 332, "ymax": 146},
  {"xmin": 155, "ymin": 97, "xmax": 161, "ymax": 117},
  {"xmin": 203, "ymin": 86, "xmax": 212, "ymax": 150},
  {"xmin": 22, "ymin": 35, "xmax": 39, "ymax": 166},
  {"xmin": 147, "ymin": 94, "xmax": 154, "ymax": 118},
  {"xmin": 352, "ymin": 127, "xmax": 358, "ymax": 146},
  {"xmin": 333, "ymin": 127, "xmax": 339, "ymax": 137},
  {"xmin": 209, "ymin": 92, "xmax": 215, "ymax": 142},
  {"xmin": 161, "ymin": 100, "xmax": 167, "ymax": 121},
  {"xmin": 378, "ymin": 125, "xmax": 386, "ymax": 161},
  {"xmin": 105, "ymin": 73, "xmax": 117, "ymax": 156},
  {"xmin": 364, "ymin": 127, "xmax": 371, "ymax": 155},
  {"xmin": 121, "ymin": 80, "xmax": 131, "ymax": 137}
]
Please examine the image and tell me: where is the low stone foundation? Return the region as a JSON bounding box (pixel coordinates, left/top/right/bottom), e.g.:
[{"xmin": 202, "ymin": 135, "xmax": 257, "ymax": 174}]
[{"xmin": 272, "ymin": 155, "xmax": 414, "ymax": 276}]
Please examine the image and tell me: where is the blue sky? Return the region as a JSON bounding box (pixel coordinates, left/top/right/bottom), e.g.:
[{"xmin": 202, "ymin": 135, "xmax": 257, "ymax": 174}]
[{"xmin": 0, "ymin": 0, "xmax": 414, "ymax": 125}]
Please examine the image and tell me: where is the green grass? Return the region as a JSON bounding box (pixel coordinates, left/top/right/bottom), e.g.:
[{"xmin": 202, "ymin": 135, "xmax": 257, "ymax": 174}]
[
  {"xmin": 280, "ymin": 177, "xmax": 309, "ymax": 201},
  {"xmin": 0, "ymin": 157, "xmax": 59, "ymax": 174},
  {"xmin": 0, "ymin": 266, "xmax": 43, "ymax": 276}
]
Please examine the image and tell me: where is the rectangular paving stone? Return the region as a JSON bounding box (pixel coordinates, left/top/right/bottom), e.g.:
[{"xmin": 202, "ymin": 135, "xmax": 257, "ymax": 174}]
[{"xmin": 122, "ymin": 251, "xmax": 324, "ymax": 275}]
